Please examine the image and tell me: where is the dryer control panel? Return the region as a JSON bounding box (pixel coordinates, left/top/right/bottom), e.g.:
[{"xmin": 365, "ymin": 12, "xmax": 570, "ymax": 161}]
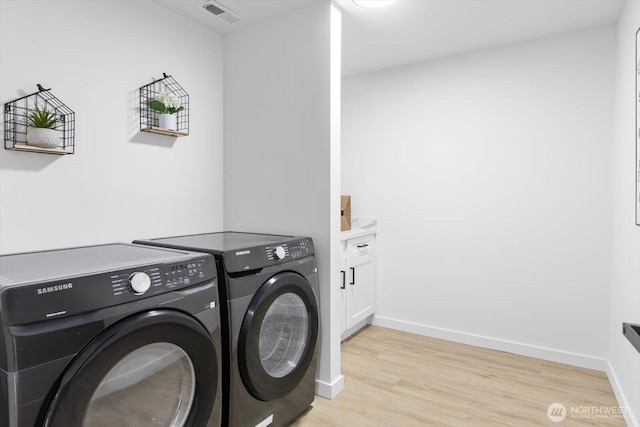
[
  {"xmin": 265, "ymin": 240, "xmax": 312, "ymax": 262},
  {"xmin": 224, "ymin": 237, "xmax": 315, "ymax": 273}
]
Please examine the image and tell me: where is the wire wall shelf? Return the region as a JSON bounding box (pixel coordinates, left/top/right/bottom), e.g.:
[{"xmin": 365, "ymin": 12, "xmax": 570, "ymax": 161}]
[
  {"xmin": 4, "ymin": 84, "xmax": 75, "ymax": 155},
  {"xmin": 139, "ymin": 73, "xmax": 189, "ymax": 137}
]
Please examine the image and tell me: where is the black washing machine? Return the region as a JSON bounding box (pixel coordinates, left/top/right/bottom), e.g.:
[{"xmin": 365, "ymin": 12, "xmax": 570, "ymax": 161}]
[
  {"xmin": 134, "ymin": 232, "xmax": 319, "ymax": 427},
  {"xmin": 0, "ymin": 243, "xmax": 222, "ymax": 427}
]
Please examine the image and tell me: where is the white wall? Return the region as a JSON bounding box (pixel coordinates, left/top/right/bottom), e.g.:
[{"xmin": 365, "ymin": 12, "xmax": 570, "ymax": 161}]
[
  {"xmin": 342, "ymin": 27, "xmax": 615, "ymax": 368},
  {"xmin": 0, "ymin": 0, "xmax": 224, "ymax": 254},
  {"xmin": 609, "ymin": 1, "xmax": 640, "ymax": 425},
  {"xmin": 223, "ymin": 1, "xmax": 343, "ymax": 398}
]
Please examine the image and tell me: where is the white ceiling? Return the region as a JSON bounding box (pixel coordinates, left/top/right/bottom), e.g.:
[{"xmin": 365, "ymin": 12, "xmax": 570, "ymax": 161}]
[
  {"xmin": 153, "ymin": 0, "xmax": 625, "ymax": 76},
  {"xmin": 153, "ymin": 0, "xmax": 323, "ymax": 35},
  {"xmin": 335, "ymin": 0, "xmax": 625, "ymax": 76}
]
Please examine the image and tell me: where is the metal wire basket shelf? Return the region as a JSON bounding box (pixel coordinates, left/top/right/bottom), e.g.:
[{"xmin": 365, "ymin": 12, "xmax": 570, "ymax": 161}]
[
  {"xmin": 139, "ymin": 73, "xmax": 189, "ymax": 137},
  {"xmin": 4, "ymin": 84, "xmax": 75, "ymax": 155}
]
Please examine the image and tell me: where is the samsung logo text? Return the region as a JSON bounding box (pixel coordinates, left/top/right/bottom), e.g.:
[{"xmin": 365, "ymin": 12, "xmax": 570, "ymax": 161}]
[
  {"xmin": 235, "ymin": 250, "xmax": 251, "ymax": 256},
  {"xmin": 37, "ymin": 283, "xmax": 73, "ymax": 295}
]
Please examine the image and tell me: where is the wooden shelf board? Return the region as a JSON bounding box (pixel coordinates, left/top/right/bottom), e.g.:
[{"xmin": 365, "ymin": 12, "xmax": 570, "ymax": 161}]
[
  {"xmin": 6, "ymin": 143, "xmax": 73, "ymax": 155},
  {"xmin": 142, "ymin": 126, "xmax": 189, "ymax": 137}
]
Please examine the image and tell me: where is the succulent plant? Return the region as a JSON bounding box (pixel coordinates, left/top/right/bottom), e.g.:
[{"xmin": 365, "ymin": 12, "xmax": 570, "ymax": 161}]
[{"xmin": 27, "ymin": 106, "xmax": 58, "ymax": 129}]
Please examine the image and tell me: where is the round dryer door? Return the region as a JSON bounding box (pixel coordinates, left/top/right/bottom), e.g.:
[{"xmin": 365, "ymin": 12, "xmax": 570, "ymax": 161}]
[
  {"xmin": 41, "ymin": 310, "xmax": 218, "ymax": 427},
  {"xmin": 239, "ymin": 271, "xmax": 319, "ymax": 401}
]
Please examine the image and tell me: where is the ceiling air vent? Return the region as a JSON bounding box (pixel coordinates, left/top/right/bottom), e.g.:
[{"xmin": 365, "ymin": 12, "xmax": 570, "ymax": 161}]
[{"xmin": 202, "ymin": 1, "xmax": 240, "ymax": 24}]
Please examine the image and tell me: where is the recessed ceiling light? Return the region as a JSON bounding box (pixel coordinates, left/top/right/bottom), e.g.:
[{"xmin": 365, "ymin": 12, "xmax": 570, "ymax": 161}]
[{"xmin": 353, "ymin": 0, "xmax": 397, "ymax": 8}]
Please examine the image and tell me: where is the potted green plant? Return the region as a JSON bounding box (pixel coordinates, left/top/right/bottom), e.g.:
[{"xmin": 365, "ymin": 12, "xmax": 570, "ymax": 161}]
[
  {"xmin": 149, "ymin": 91, "xmax": 184, "ymax": 130},
  {"xmin": 26, "ymin": 106, "xmax": 60, "ymax": 148}
]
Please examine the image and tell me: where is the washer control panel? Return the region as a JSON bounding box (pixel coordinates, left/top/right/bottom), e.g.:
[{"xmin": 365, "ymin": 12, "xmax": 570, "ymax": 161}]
[
  {"xmin": 163, "ymin": 260, "xmax": 207, "ymax": 289},
  {"xmin": 110, "ymin": 268, "xmax": 162, "ymax": 296},
  {"xmin": 108, "ymin": 260, "xmax": 207, "ymax": 296},
  {"xmin": 4, "ymin": 254, "xmax": 216, "ymax": 325}
]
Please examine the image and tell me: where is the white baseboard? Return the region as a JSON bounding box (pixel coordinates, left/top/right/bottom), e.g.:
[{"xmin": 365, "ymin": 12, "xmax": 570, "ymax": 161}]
[
  {"xmin": 315, "ymin": 374, "xmax": 344, "ymax": 400},
  {"xmin": 606, "ymin": 361, "xmax": 639, "ymax": 427},
  {"xmin": 372, "ymin": 316, "xmax": 608, "ymax": 371}
]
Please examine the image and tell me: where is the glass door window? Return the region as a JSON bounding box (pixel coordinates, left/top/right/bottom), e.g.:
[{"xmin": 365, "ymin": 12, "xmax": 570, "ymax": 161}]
[
  {"xmin": 42, "ymin": 310, "xmax": 218, "ymax": 427},
  {"xmin": 259, "ymin": 293, "xmax": 309, "ymax": 379},
  {"xmin": 84, "ymin": 343, "xmax": 196, "ymax": 426},
  {"xmin": 239, "ymin": 272, "xmax": 319, "ymax": 401}
]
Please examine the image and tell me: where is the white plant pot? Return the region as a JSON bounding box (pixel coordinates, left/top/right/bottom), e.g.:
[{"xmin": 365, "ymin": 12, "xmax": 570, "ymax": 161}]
[
  {"xmin": 26, "ymin": 127, "xmax": 61, "ymax": 148},
  {"xmin": 158, "ymin": 113, "xmax": 177, "ymax": 130}
]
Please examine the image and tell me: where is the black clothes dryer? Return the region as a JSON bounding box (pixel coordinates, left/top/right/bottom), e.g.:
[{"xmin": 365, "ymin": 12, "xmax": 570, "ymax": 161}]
[
  {"xmin": 0, "ymin": 243, "xmax": 222, "ymax": 427},
  {"xmin": 134, "ymin": 232, "xmax": 319, "ymax": 427}
]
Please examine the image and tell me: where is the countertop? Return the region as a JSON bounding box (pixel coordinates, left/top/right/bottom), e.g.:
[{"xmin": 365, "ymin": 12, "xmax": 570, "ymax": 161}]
[{"xmin": 341, "ymin": 218, "xmax": 377, "ymax": 241}]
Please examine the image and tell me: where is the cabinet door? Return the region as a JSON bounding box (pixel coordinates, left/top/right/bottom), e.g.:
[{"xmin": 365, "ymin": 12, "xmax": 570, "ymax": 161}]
[
  {"xmin": 345, "ymin": 252, "xmax": 375, "ymax": 330},
  {"xmin": 339, "ymin": 262, "xmax": 347, "ymax": 335}
]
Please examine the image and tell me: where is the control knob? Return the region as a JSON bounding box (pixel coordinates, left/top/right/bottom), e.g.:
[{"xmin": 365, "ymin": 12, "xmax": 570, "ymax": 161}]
[
  {"xmin": 273, "ymin": 246, "xmax": 286, "ymax": 260},
  {"xmin": 129, "ymin": 272, "xmax": 151, "ymax": 295}
]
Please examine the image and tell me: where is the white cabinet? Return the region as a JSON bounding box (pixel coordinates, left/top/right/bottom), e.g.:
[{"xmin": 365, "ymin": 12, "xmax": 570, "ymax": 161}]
[{"xmin": 340, "ymin": 231, "xmax": 376, "ymax": 341}]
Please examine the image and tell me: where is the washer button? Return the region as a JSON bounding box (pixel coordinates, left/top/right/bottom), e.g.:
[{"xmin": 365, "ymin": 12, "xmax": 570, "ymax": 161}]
[
  {"xmin": 274, "ymin": 246, "xmax": 286, "ymax": 260},
  {"xmin": 129, "ymin": 272, "xmax": 151, "ymax": 295}
]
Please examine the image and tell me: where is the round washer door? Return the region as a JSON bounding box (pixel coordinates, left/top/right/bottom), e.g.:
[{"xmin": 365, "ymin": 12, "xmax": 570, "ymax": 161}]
[
  {"xmin": 41, "ymin": 310, "xmax": 218, "ymax": 427},
  {"xmin": 239, "ymin": 271, "xmax": 319, "ymax": 401}
]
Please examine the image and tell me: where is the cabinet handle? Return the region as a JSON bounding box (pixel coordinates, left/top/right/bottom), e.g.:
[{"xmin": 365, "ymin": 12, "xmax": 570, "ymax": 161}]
[
  {"xmin": 357, "ymin": 244, "xmax": 369, "ymax": 248},
  {"xmin": 340, "ymin": 270, "xmax": 345, "ymax": 289},
  {"xmin": 350, "ymin": 267, "xmax": 355, "ymax": 285}
]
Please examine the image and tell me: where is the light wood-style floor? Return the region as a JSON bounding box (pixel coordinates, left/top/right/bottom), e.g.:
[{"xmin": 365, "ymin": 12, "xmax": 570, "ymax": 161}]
[{"xmin": 293, "ymin": 326, "xmax": 626, "ymax": 427}]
